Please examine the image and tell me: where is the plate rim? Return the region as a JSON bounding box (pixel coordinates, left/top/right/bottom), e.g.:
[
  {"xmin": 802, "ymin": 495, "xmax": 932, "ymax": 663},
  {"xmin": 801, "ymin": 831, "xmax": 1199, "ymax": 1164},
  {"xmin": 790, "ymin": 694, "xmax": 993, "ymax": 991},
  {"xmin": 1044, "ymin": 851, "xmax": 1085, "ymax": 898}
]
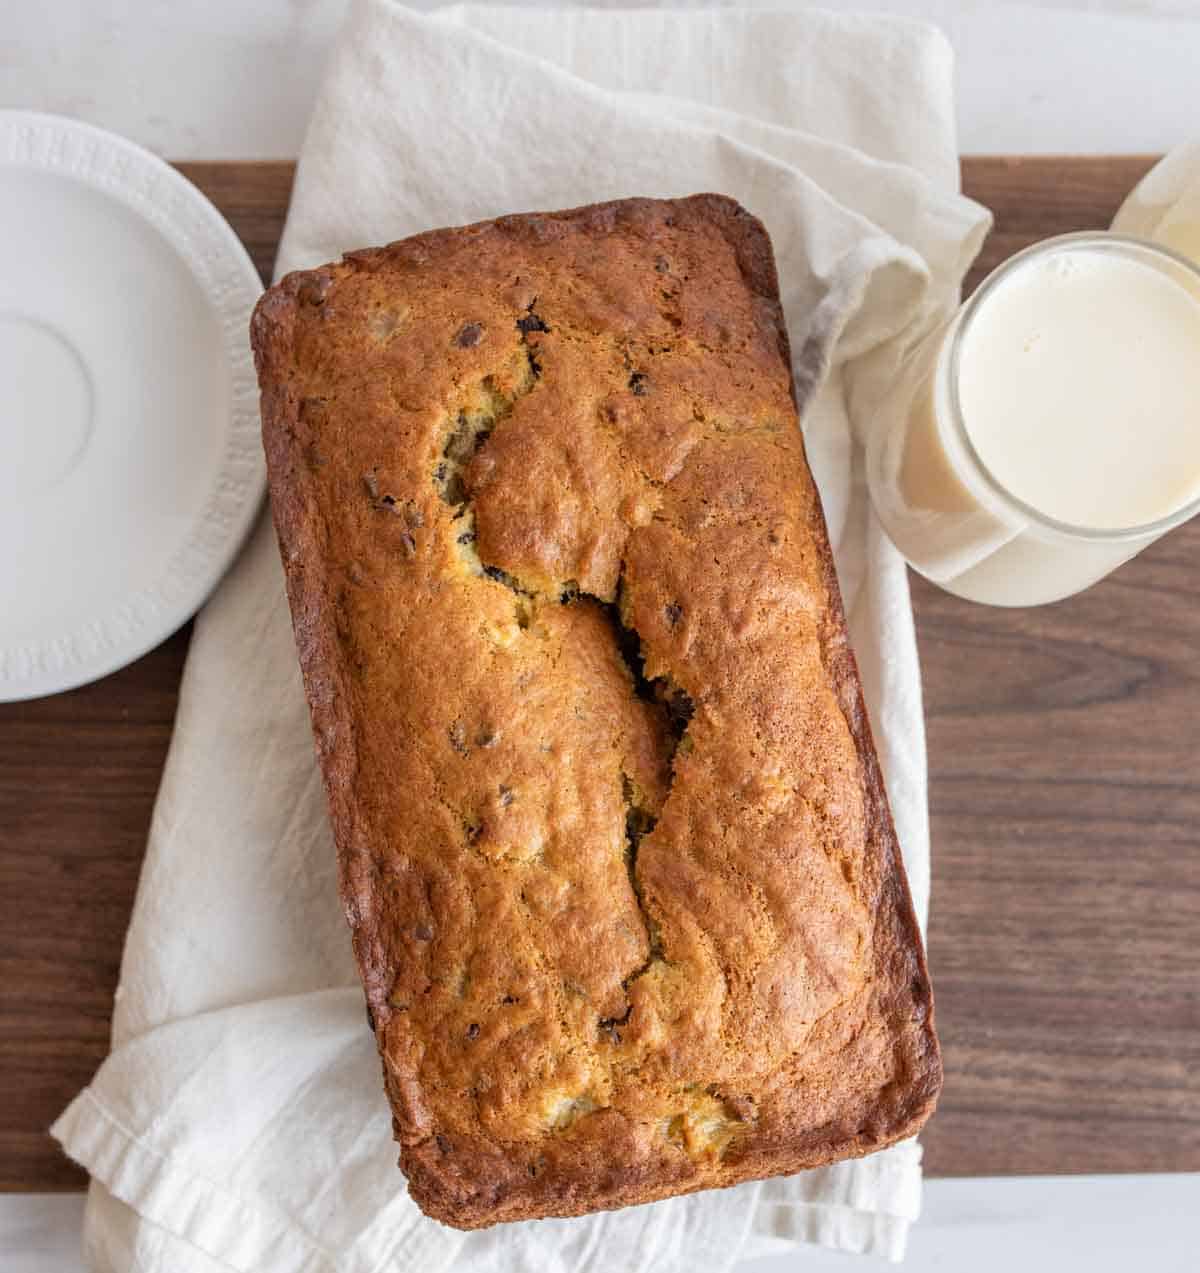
[{"xmin": 0, "ymin": 109, "xmax": 266, "ymax": 702}]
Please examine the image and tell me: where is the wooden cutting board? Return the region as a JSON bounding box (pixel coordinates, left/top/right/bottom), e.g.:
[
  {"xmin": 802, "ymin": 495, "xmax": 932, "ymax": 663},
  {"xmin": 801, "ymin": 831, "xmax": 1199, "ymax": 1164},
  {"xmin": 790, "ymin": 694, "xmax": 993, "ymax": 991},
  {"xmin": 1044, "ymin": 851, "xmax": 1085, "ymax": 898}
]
[{"xmin": 2, "ymin": 157, "xmax": 1198, "ymax": 1192}]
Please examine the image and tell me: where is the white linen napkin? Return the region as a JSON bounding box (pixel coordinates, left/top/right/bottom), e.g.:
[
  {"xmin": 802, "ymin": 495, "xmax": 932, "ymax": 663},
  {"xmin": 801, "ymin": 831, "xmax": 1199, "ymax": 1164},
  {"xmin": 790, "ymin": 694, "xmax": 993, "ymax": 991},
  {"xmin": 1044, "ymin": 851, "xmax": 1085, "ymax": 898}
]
[
  {"xmin": 1113, "ymin": 141, "xmax": 1200, "ymax": 261},
  {"xmin": 52, "ymin": 3, "xmax": 988, "ymax": 1268}
]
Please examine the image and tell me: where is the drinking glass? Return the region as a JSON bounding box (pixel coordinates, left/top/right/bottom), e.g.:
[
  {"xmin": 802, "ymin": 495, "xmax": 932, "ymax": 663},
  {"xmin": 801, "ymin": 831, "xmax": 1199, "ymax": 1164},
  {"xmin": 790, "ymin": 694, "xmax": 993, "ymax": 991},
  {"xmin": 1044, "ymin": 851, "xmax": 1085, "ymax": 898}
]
[{"xmin": 866, "ymin": 233, "xmax": 1200, "ymax": 607}]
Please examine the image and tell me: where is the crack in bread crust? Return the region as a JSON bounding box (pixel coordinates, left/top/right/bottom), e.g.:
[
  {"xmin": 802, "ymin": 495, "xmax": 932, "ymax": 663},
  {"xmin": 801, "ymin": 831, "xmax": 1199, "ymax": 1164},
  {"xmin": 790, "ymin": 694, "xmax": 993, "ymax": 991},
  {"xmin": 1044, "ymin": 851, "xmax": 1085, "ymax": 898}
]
[{"xmin": 252, "ymin": 194, "xmax": 941, "ymax": 1230}]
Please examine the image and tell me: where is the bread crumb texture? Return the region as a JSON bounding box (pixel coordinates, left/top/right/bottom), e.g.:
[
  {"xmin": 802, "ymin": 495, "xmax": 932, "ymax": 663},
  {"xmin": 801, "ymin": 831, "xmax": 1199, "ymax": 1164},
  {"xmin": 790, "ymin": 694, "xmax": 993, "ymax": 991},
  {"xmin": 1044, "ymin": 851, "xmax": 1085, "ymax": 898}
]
[{"xmin": 252, "ymin": 196, "xmax": 940, "ymax": 1228}]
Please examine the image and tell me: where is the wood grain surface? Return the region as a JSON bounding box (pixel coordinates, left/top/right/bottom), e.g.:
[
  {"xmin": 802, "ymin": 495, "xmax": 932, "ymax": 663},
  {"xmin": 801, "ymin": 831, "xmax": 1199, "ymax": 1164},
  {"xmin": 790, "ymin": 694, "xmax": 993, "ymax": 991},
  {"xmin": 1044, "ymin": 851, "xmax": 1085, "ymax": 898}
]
[{"xmin": 1, "ymin": 157, "xmax": 1196, "ymax": 1192}]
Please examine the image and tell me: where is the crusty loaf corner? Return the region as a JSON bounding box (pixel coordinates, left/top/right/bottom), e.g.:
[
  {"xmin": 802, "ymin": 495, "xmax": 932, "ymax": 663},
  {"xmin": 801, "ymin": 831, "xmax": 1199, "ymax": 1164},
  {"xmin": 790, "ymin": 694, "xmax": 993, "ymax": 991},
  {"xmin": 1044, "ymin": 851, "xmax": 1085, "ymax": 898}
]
[{"xmin": 251, "ymin": 194, "xmax": 940, "ymax": 1229}]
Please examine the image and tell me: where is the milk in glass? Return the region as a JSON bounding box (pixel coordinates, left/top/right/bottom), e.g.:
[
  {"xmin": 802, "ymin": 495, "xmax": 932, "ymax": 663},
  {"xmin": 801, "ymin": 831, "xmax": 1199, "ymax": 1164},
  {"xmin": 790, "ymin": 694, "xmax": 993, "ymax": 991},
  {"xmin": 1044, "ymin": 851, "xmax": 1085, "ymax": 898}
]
[{"xmin": 868, "ymin": 234, "xmax": 1200, "ymax": 606}]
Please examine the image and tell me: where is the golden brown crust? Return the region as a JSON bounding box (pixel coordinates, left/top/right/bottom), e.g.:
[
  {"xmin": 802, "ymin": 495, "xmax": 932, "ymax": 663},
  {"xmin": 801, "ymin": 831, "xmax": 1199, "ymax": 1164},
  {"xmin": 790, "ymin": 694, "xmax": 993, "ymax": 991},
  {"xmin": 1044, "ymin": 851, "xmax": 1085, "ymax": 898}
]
[{"xmin": 252, "ymin": 195, "xmax": 940, "ymax": 1230}]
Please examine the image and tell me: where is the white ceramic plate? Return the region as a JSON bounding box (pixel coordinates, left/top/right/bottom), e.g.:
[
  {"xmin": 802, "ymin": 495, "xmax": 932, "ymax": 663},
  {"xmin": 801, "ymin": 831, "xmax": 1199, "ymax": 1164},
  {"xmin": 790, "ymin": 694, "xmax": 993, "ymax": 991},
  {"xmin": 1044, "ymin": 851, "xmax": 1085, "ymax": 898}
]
[{"xmin": 0, "ymin": 111, "xmax": 264, "ymax": 701}]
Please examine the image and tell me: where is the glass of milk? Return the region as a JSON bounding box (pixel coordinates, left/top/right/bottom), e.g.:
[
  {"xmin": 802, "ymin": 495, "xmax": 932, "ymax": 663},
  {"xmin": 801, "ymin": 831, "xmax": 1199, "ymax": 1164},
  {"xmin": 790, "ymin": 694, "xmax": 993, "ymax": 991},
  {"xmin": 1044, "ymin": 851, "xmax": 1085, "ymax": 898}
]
[{"xmin": 868, "ymin": 232, "xmax": 1200, "ymax": 606}]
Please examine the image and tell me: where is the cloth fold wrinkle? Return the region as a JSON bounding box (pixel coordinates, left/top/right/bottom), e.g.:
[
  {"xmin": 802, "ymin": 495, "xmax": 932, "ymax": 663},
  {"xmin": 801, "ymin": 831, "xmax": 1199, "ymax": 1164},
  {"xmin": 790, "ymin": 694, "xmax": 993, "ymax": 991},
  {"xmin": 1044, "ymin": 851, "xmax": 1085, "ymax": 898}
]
[{"xmin": 52, "ymin": 3, "xmax": 989, "ymax": 1269}]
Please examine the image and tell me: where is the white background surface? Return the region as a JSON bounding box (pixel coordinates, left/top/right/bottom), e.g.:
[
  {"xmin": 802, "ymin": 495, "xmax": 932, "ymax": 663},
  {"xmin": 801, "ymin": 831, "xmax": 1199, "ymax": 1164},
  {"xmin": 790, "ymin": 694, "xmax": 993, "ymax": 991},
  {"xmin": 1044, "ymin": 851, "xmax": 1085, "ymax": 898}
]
[
  {"xmin": 3, "ymin": 1, "xmax": 1200, "ymax": 159},
  {"xmin": 3, "ymin": 1, "xmax": 1199, "ymax": 1269}
]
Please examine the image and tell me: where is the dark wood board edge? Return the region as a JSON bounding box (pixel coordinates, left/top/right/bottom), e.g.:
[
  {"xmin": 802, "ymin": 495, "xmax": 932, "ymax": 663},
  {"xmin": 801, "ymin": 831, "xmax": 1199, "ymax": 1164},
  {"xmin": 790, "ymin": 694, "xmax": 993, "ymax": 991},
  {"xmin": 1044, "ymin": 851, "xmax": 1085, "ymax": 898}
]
[{"xmin": 4, "ymin": 155, "xmax": 1198, "ymax": 1191}]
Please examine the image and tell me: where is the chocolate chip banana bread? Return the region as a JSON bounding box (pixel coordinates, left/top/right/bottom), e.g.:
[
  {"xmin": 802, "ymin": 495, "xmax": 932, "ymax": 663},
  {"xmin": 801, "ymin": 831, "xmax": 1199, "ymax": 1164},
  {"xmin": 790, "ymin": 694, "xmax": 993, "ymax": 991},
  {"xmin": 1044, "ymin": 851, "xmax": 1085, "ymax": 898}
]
[{"xmin": 251, "ymin": 195, "xmax": 940, "ymax": 1229}]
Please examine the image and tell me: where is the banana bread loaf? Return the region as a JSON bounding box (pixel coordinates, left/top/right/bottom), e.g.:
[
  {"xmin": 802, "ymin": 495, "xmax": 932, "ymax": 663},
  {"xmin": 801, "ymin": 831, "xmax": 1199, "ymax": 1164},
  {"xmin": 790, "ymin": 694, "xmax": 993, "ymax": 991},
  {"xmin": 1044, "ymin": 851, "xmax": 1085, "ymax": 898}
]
[{"xmin": 251, "ymin": 194, "xmax": 940, "ymax": 1229}]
